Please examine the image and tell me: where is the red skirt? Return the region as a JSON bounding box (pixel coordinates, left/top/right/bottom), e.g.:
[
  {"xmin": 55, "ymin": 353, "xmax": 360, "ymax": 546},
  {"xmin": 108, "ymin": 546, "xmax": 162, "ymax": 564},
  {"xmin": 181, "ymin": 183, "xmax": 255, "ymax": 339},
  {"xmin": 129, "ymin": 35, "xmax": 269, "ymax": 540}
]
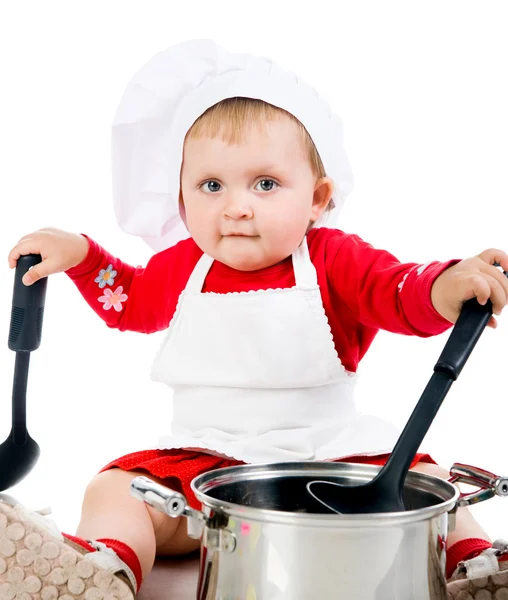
[{"xmin": 100, "ymin": 449, "xmax": 435, "ymax": 510}]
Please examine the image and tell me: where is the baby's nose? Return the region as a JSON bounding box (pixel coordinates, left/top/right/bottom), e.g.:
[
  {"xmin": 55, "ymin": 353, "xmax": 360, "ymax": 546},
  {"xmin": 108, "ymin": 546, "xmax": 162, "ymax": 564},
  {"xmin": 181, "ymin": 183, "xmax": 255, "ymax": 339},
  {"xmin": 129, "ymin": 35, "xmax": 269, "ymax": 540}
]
[{"xmin": 223, "ymin": 195, "xmax": 253, "ymax": 219}]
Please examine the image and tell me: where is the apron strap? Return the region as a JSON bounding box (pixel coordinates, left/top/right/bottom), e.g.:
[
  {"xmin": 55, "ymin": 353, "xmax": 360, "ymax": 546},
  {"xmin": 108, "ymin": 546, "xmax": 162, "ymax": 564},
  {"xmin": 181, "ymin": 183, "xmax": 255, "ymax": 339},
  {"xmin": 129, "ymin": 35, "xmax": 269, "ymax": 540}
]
[
  {"xmin": 184, "ymin": 252, "xmax": 215, "ymax": 293},
  {"xmin": 292, "ymin": 236, "xmax": 318, "ymax": 288}
]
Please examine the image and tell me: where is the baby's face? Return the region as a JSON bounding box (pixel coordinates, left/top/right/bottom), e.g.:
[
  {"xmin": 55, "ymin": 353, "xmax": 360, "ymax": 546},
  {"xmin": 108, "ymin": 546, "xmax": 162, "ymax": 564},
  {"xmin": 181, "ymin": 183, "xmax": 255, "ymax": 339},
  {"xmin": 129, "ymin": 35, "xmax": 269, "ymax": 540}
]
[{"xmin": 180, "ymin": 115, "xmax": 332, "ymax": 271}]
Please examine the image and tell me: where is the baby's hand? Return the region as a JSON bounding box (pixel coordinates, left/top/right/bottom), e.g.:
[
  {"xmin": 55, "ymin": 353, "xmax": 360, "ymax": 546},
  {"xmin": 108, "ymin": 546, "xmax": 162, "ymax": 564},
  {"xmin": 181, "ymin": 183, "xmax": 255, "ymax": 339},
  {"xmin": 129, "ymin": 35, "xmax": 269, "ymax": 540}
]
[
  {"xmin": 431, "ymin": 248, "xmax": 508, "ymax": 328},
  {"xmin": 8, "ymin": 227, "xmax": 89, "ymax": 285}
]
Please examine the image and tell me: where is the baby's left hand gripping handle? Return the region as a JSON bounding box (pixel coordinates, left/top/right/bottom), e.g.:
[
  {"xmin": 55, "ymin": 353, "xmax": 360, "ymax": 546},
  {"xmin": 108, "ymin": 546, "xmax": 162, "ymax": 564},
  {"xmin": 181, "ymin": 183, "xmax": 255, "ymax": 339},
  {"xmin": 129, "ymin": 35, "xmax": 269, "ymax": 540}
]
[{"xmin": 8, "ymin": 255, "xmax": 47, "ymax": 352}]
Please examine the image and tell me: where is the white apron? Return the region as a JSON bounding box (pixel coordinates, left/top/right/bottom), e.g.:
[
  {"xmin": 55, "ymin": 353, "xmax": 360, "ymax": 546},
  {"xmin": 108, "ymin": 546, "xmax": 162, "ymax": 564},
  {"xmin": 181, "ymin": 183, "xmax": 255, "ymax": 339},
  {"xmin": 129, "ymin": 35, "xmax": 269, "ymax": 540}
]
[{"xmin": 151, "ymin": 237, "xmax": 399, "ymax": 463}]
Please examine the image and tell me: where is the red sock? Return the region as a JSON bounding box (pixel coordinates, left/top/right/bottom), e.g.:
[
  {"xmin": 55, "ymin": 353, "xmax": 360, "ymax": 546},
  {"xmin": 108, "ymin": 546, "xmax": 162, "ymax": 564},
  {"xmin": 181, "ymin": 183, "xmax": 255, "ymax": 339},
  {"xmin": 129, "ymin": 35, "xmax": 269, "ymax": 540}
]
[
  {"xmin": 62, "ymin": 533, "xmax": 142, "ymax": 592},
  {"xmin": 97, "ymin": 538, "xmax": 143, "ymax": 593},
  {"xmin": 446, "ymin": 538, "xmax": 492, "ymax": 579}
]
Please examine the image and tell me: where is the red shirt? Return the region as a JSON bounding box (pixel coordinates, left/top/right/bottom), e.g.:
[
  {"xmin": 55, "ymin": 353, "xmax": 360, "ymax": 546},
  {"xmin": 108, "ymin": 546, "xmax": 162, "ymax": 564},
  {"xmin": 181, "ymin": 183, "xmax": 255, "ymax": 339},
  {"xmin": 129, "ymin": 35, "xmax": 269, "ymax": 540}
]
[{"xmin": 66, "ymin": 227, "xmax": 455, "ymax": 373}]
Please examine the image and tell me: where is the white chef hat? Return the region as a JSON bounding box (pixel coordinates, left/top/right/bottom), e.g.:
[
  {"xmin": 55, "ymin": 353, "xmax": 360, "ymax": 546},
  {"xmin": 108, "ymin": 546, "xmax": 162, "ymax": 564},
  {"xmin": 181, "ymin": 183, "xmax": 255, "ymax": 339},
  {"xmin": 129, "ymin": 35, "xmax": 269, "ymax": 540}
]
[{"xmin": 111, "ymin": 39, "xmax": 354, "ymax": 252}]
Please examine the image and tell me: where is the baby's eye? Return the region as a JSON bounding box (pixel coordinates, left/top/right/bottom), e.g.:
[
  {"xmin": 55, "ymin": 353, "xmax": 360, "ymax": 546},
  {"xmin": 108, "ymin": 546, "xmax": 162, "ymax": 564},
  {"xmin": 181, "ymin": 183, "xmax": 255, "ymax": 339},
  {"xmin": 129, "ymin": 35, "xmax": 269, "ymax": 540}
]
[
  {"xmin": 200, "ymin": 180, "xmax": 222, "ymax": 193},
  {"xmin": 255, "ymin": 179, "xmax": 278, "ymax": 192}
]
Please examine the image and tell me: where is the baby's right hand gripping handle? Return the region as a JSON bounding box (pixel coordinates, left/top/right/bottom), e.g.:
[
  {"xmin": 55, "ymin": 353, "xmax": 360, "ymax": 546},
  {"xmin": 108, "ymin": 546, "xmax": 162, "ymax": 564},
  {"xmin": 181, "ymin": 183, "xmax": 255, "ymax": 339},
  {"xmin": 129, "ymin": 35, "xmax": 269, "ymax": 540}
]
[
  {"xmin": 8, "ymin": 255, "xmax": 48, "ymax": 352},
  {"xmin": 435, "ymin": 264, "xmax": 508, "ymax": 380}
]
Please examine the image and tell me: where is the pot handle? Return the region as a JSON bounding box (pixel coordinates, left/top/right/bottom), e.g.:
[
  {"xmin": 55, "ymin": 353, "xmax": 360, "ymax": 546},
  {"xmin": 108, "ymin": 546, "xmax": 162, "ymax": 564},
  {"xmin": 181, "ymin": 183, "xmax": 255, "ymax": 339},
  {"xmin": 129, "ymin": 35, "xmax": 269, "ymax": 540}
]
[
  {"xmin": 130, "ymin": 475, "xmax": 206, "ymax": 539},
  {"xmin": 449, "ymin": 463, "xmax": 508, "ymax": 508}
]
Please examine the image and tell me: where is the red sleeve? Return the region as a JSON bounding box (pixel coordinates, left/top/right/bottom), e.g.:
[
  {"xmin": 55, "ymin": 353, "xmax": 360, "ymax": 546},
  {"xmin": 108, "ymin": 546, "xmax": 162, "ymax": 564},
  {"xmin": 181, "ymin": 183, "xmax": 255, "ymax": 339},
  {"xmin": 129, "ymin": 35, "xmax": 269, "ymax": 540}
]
[
  {"xmin": 328, "ymin": 233, "xmax": 457, "ymax": 336},
  {"xmin": 65, "ymin": 236, "xmax": 202, "ymax": 333}
]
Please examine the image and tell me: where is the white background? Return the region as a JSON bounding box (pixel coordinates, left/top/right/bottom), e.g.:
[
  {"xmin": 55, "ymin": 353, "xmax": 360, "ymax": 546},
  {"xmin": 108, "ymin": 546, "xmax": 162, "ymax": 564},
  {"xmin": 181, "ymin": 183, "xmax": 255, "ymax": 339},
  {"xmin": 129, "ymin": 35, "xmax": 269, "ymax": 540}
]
[{"xmin": 0, "ymin": 1, "xmax": 506, "ymax": 538}]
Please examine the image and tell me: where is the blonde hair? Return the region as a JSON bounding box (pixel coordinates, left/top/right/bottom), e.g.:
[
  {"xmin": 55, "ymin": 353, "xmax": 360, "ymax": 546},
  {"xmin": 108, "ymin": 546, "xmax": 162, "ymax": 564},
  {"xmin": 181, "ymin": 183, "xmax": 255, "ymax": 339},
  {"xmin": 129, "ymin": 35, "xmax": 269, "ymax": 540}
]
[{"xmin": 186, "ymin": 97, "xmax": 331, "ymax": 198}]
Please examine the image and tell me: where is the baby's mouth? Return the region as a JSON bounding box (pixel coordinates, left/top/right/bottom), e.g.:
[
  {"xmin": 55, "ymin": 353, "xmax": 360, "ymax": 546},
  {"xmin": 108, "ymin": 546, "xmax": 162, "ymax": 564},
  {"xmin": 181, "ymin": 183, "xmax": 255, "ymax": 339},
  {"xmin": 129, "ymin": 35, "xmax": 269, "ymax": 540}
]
[{"xmin": 223, "ymin": 232, "xmax": 257, "ymax": 237}]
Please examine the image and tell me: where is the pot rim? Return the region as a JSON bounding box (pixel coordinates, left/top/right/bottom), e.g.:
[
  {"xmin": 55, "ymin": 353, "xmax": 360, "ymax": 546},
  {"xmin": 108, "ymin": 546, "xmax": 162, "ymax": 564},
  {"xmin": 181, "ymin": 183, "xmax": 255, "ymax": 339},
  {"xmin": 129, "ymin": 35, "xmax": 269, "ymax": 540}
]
[{"xmin": 191, "ymin": 461, "xmax": 460, "ymax": 527}]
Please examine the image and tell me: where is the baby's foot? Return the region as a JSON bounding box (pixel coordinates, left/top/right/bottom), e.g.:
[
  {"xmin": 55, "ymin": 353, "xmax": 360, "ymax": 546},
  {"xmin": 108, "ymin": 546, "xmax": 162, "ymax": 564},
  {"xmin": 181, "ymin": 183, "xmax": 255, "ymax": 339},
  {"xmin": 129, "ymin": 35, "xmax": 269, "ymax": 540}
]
[
  {"xmin": 447, "ymin": 539, "xmax": 508, "ymax": 599},
  {"xmin": 0, "ymin": 499, "xmax": 136, "ymax": 599}
]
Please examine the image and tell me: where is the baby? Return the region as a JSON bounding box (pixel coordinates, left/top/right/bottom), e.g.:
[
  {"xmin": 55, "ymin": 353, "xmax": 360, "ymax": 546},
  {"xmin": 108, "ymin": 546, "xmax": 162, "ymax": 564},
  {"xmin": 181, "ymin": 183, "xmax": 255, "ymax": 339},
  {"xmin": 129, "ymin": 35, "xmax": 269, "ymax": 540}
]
[{"xmin": 2, "ymin": 40, "xmax": 508, "ymax": 599}]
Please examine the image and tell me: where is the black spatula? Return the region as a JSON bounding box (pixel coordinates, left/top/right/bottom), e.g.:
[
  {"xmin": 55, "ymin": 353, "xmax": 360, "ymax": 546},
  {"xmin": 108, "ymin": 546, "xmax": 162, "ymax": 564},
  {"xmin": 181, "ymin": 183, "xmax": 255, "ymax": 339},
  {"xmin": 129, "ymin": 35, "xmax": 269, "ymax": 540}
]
[
  {"xmin": 0, "ymin": 254, "xmax": 47, "ymax": 491},
  {"xmin": 307, "ymin": 295, "xmax": 495, "ymax": 514}
]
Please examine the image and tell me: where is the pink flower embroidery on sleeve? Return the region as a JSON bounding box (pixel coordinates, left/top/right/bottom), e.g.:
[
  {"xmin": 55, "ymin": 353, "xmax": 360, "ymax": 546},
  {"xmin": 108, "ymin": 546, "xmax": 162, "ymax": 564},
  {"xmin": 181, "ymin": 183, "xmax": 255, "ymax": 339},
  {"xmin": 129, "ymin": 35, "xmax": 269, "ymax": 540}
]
[{"xmin": 98, "ymin": 286, "xmax": 128, "ymax": 312}]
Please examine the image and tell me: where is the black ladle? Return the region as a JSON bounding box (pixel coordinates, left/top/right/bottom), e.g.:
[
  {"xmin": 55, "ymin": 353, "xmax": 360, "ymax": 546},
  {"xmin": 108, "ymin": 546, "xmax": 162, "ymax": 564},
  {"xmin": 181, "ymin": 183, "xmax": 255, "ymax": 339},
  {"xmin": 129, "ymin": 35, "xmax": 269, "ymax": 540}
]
[
  {"xmin": 308, "ymin": 291, "xmax": 502, "ymax": 514},
  {"xmin": 0, "ymin": 254, "xmax": 47, "ymax": 491}
]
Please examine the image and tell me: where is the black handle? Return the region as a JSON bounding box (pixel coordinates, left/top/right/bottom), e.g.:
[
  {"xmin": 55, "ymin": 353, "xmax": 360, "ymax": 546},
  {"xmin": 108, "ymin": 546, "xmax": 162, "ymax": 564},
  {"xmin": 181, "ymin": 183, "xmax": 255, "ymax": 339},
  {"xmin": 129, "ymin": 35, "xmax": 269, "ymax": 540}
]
[
  {"xmin": 8, "ymin": 254, "xmax": 47, "ymax": 352},
  {"xmin": 376, "ymin": 296, "xmax": 494, "ymax": 494},
  {"xmin": 12, "ymin": 352, "xmax": 30, "ymax": 444},
  {"xmin": 434, "ymin": 298, "xmax": 492, "ymax": 380}
]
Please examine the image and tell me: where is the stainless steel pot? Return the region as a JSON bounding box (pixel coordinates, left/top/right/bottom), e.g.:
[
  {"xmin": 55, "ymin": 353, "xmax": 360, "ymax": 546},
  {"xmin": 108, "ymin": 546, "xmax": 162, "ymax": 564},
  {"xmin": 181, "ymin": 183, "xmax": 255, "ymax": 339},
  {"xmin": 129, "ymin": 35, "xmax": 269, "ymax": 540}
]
[{"xmin": 131, "ymin": 462, "xmax": 508, "ymax": 600}]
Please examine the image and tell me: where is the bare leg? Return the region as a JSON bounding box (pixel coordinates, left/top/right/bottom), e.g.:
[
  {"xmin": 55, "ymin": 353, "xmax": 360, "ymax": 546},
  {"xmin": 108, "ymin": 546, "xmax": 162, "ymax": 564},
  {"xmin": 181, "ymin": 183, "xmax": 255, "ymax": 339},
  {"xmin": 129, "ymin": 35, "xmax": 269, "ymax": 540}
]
[
  {"xmin": 76, "ymin": 469, "xmax": 200, "ymax": 579},
  {"xmin": 410, "ymin": 462, "xmax": 491, "ymax": 546}
]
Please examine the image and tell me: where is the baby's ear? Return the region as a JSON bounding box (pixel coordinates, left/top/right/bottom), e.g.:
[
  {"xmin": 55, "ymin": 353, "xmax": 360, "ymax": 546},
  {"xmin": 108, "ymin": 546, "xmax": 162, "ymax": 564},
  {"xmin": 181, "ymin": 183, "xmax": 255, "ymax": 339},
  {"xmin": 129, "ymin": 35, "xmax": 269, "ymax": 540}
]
[{"xmin": 311, "ymin": 177, "xmax": 334, "ymax": 221}]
